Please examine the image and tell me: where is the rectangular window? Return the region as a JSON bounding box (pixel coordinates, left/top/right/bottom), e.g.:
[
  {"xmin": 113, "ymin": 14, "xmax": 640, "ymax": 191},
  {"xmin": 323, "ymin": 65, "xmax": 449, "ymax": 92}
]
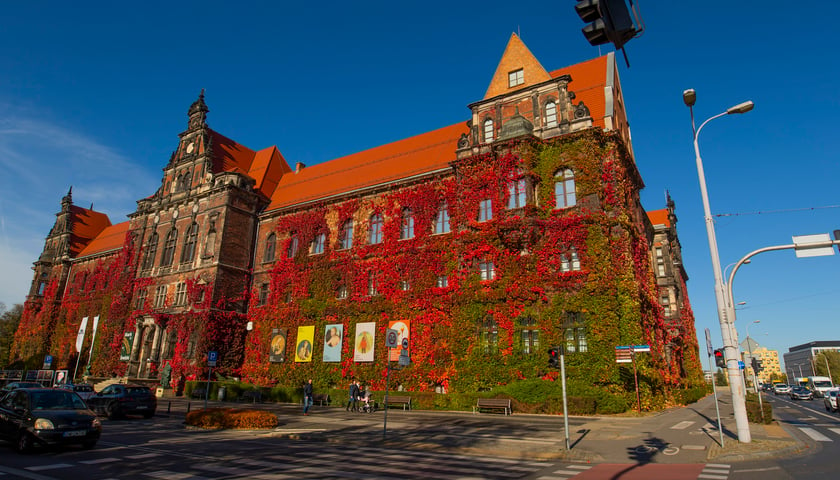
[
  {"xmin": 367, "ymin": 272, "xmax": 379, "ymax": 296},
  {"xmin": 400, "ymin": 280, "xmax": 411, "ymax": 291},
  {"xmin": 174, "ymin": 282, "xmax": 187, "ymax": 306},
  {"xmin": 369, "ymin": 214, "xmax": 383, "ymax": 244},
  {"xmin": 310, "ymin": 233, "xmax": 325, "ymax": 255},
  {"xmin": 478, "ymin": 199, "xmax": 493, "ymax": 222},
  {"xmin": 135, "ymin": 289, "xmax": 147, "ymax": 310},
  {"xmin": 154, "ymin": 285, "xmax": 167, "ymax": 308},
  {"xmin": 400, "ymin": 208, "xmax": 415, "ymax": 240},
  {"xmin": 661, "ymin": 294, "xmax": 671, "ymax": 317},
  {"xmin": 339, "ymin": 220, "xmax": 354, "ymax": 250},
  {"xmin": 521, "ymin": 329, "xmax": 539, "ymax": 354},
  {"xmin": 434, "ymin": 204, "xmax": 451, "ymax": 234},
  {"xmin": 336, "ymin": 285, "xmax": 348, "ymax": 300},
  {"xmin": 563, "ymin": 312, "xmax": 587, "ymax": 353},
  {"xmin": 436, "ymin": 276, "xmax": 449, "ymax": 288},
  {"xmin": 479, "ymin": 261, "xmax": 495, "ymax": 281},
  {"xmin": 656, "ymin": 247, "xmax": 666, "ymax": 277},
  {"xmin": 508, "ymin": 68, "xmax": 524, "ymax": 87},
  {"xmin": 259, "ymin": 283, "xmax": 269, "ymax": 306},
  {"xmin": 507, "ymin": 178, "xmax": 526, "ymax": 209}
]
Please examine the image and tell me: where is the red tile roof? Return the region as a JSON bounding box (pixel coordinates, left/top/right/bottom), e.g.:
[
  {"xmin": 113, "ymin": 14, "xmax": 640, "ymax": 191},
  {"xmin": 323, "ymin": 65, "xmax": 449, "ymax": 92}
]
[
  {"xmin": 209, "ymin": 130, "xmax": 291, "ymax": 198},
  {"xmin": 76, "ymin": 221, "xmax": 130, "ymax": 258},
  {"xmin": 647, "ymin": 209, "xmax": 671, "ymax": 227},
  {"xmin": 266, "ymin": 122, "xmax": 468, "ymax": 211},
  {"xmin": 550, "ymin": 55, "xmax": 609, "ymax": 129},
  {"xmin": 68, "ymin": 206, "xmax": 112, "ymax": 257}
]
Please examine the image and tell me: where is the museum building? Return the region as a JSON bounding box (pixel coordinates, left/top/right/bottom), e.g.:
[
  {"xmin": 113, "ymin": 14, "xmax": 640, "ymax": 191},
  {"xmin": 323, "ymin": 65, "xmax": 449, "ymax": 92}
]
[{"xmin": 12, "ymin": 34, "xmax": 702, "ymax": 402}]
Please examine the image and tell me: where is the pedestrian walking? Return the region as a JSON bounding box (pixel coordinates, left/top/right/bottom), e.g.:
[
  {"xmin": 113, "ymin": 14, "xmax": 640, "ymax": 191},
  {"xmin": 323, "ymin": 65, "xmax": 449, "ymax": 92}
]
[
  {"xmin": 346, "ymin": 379, "xmax": 360, "ymax": 412},
  {"xmin": 303, "ymin": 379, "xmax": 313, "ymax": 415}
]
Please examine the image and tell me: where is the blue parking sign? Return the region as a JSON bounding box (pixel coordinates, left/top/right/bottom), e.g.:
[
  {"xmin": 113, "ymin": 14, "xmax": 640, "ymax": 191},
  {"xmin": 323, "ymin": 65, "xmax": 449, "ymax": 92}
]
[{"xmin": 208, "ymin": 351, "xmax": 218, "ymax": 366}]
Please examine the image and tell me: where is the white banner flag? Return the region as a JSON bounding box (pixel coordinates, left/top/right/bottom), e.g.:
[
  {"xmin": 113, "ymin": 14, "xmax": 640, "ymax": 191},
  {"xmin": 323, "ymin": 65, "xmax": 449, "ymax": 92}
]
[
  {"xmin": 88, "ymin": 316, "xmax": 100, "ymax": 358},
  {"xmin": 75, "ymin": 317, "xmax": 89, "ymax": 353}
]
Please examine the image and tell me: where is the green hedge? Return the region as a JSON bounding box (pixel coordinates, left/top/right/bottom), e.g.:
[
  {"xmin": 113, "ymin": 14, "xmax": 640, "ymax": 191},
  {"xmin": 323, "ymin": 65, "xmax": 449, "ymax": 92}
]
[{"xmin": 745, "ymin": 392, "xmax": 773, "ymax": 424}]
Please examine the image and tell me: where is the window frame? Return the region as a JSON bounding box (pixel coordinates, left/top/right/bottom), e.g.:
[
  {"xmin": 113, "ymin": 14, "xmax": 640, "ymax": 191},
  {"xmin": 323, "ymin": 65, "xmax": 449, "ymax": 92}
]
[
  {"xmin": 286, "ymin": 233, "xmax": 299, "ymax": 258},
  {"xmin": 478, "ymin": 199, "xmax": 493, "ymax": 222},
  {"xmin": 310, "ymin": 232, "xmax": 326, "ymax": 255},
  {"xmin": 554, "ymin": 168, "xmax": 577, "ymax": 209},
  {"xmin": 434, "ymin": 203, "xmax": 451, "ymax": 234},
  {"xmin": 264, "ymin": 233, "xmax": 276, "ymax": 262},
  {"xmin": 400, "ymin": 207, "xmax": 415, "ymax": 240},
  {"xmin": 339, "ymin": 219, "xmax": 354, "ymax": 250},
  {"xmin": 368, "ymin": 213, "xmax": 383, "ymax": 245},
  {"xmin": 160, "ymin": 229, "xmax": 178, "ymax": 267},
  {"xmin": 545, "ymin": 100, "xmax": 558, "ymax": 128},
  {"xmin": 508, "ymin": 68, "xmax": 524, "ymax": 88},
  {"xmin": 479, "ymin": 260, "xmax": 496, "ymax": 281},
  {"xmin": 483, "ymin": 118, "xmax": 494, "ymax": 143},
  {"xmin": 180, "ymin": 222, "xmax": 199, "ymax": 264},
  {"xmin": 507, "ymin": 168, "xmax": 527, "ymax": 209}
]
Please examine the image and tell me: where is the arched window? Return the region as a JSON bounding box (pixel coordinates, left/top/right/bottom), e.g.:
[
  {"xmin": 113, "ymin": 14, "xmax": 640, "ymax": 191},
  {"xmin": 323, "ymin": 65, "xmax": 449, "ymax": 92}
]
[
  {"xmin": 160, "ymin": 229, "xmax": 178, "ymax": 267},
  {"xmin": 339, "ymin": 219, "xmax": 354, "ymax": 250},
  {"xmin": 483, "ymin": 118, "xmax": 494, "ymax": 143},
  {"xmin": 143, "ymin": 232, "xmax": 158, "ymax": 270},
  {"xmin": 545, "ymin": 100, "xmax": 558, "ymax": 128},
  {"xmin": 204, "ymin": 228, "xmax": 216, "ymax": 257},
  {"xmin": 264, "ymin": 233, "xmax": 276, "ymax": 262},
  {"xmin": 286, "ymin": 233, "xmax": 299, "ymax": 258},
  {"xmin": 400, "ymin": 208, "xmax": 415, "ymax": 240},
  {"xmin": 507, "ymin": 168, "xmax": 527, "ymax": 209},
  {"xmin": 434, "ymin": 203, "xmax": 450, "ymax": 234},
  {"xmin": 554, "ymin": 168, "xmax": 576, "ymax": 209},
  {"xmin": 180, "ymin": 222, "xmax": 199, "ymax": 263},
  {"xmin": 368, "ymin": 213, "xmax": 383, "ymax": 244}
]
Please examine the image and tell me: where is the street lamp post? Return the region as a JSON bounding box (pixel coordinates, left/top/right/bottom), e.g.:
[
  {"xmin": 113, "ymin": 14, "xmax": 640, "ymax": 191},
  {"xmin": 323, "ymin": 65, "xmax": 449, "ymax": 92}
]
[{"xmin": 683, "ymin": 88, "xmax": 754, "ymax": 443}]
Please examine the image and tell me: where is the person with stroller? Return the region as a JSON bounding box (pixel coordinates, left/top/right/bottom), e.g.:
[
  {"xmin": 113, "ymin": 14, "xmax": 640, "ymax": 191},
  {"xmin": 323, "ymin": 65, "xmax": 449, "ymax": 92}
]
[{"xmin": 359, "ymin": 383, "xmax": 374, "ymax": 413}]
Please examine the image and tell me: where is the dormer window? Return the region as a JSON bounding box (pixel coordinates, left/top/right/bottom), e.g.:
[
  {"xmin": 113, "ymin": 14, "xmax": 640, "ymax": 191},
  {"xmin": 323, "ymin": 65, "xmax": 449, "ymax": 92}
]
[
  {"xmin": 483, "ymin": 118, "xmax": 494, "ymax": 143},
  {"xmin": 545, "ymin": 100, "xmax": 558, "ymax": 128},
  {"xmin": 508, "ymin": 68, "xmax": 524, "ymax": 88}
]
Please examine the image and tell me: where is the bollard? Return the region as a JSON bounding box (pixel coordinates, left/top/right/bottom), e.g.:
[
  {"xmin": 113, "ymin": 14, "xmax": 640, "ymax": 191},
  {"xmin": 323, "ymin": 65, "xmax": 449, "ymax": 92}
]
[
  {"xmin": 167, "ymin": 401, "xmax": 171, "ymax": 414},
  {"xmin": 187, "ymin": 402, "xmax": 191, "ymax": 413}
]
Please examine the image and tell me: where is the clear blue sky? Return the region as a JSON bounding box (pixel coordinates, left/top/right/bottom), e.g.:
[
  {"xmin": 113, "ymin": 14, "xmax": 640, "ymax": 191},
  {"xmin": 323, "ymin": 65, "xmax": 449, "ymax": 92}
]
[{"xmin": 1, "ymin": 1, "xmax": 838, "ymax": 373}]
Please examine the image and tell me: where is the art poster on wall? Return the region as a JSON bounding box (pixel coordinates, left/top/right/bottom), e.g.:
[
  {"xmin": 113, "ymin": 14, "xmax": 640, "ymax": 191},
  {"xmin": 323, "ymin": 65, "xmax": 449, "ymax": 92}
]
[
  {"xmin": 322, "ymin": 323, "xmax": 343, "ymax": 362},
  {"xmin": 119, "ymin": 331, "xmax": 134, "ymax": 361},
  {"xmin": 353, "ymin": 322, "xmax": 375, "ymax": 362},
  {"xmin": 269, "ymin": 328, "xmax": 287, "ymax": 363},
  {"xmin": 295, "ymin": 326, "xmax": 315, "ymax": 362},
  {"xmin": 387, "ymin": 320, "xmax": 410, "ymax": 361}
]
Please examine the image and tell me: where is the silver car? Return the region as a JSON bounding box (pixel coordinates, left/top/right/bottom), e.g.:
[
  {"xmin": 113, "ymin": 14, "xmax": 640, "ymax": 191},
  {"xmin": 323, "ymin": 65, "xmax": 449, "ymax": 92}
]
[{"xmin": 824, "ymin": 390, "xmax": 840, "ymax": 412}]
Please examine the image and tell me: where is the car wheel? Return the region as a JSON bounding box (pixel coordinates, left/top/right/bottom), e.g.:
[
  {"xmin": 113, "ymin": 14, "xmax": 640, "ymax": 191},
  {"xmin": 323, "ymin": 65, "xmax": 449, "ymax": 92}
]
[
  {"xmin": 82, "ymin": 440, "xmax": 97, "ymax": 450},
  {"xmin": 16, "ymin": 432, "xmax": 33, "ymax": 454},
  {"xmin": 106, "ymin": 403, "xmax": 121, "ymax": 420}
]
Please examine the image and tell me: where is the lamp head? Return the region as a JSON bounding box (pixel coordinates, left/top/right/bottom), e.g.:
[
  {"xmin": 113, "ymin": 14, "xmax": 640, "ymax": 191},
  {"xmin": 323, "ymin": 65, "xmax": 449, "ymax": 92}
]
[
  {"xmin": 727, "ymin": 101, "xmax": 754, "ymax": 114},
  {"xmin": 682, "ymin": 89, "xmax": 696, "ymax": 107}
]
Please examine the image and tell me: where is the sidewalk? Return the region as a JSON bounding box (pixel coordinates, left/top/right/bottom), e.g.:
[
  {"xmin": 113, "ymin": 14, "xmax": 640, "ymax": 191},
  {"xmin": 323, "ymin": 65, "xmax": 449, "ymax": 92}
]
[{"xmin": 158, "ymin": 389, "xmax": 805, "ymax": 464}]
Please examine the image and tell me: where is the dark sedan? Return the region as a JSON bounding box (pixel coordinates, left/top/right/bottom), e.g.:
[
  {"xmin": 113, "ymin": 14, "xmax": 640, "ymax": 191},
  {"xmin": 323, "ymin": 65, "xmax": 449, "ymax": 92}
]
[
  {"xmin": 789, "ymin": 386, "xmax": 814, "ymax": 400},
  {"xmin": 0, "ymin": 388, "xmax": 101, "ymax": 453},
  {"xmin": 86, "ymin": 383, "xmax": 156, "ymax": 419}
]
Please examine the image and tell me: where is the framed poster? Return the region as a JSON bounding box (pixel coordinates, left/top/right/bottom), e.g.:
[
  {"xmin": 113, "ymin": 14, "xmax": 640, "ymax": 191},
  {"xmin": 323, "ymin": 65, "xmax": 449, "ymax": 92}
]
[
  {"xmin": 54, "ymin": 370, "xmax": 69, "ymax": 385},
  {"xmin": 295, "ymin": 326, "xmax": 315, "ymax": 362},
  {"xmin": 323, "ymin": 323, "xmax": 343, "ymax": 362},
  {"xmin": 388, "ymin": 320, "xmax": 410, "ymax": 361},
  {"xmin": 269, "ymin": 328, "xmax": 287, "ymax": 363},
  {"xmin": 120, "ymin": 331, "xmax": 134, "ymax": 361},
  {"xmin": 353, "ymin": 322, "xmax": 375, "ymax": 362}
]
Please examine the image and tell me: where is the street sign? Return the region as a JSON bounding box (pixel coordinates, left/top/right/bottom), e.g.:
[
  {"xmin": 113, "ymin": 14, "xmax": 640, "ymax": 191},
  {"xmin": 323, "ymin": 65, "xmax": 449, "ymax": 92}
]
[
  {"xmin": 631, "ymin": 344, "xmax": 650, "ymax": 352},
  {"xmin": 401, "ymin": 338, "xmax": 409, "ymax": 349},
  {"xmin": 398, "ymin": 347, "xmax": 410, "ymax": 366},
  {"xmin": 704, "ymin": 328, "xmax": 713, "ymax": 357},
  {"xmin": 43, "ymin": 355, "xmax": 53, "ymax": 370},
  {"xmin": 615, "ymin": 346, "xmax": 632, "ymax": 363},
  {"xmin": 208, "ymin": 351, "xmax": 218, "ymax": 367},
  {"xmin": 793, "ymin": 233, "xmax": 835, "ymax": 258},
  {"xmin": 386, "ymin": 329, "xmax": 399, "ymax": 348},
  {"xmin": 738, "ymin": 360, "xmax": 745, "ymax": 370}
]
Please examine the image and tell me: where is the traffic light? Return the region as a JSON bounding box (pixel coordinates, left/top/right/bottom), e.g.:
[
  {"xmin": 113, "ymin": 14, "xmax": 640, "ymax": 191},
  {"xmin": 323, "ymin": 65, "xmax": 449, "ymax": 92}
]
[
  {"xmin": 751, "ymin": 357, "xmax": 763, "ymax": 374},
  {"xmin": 548, "ymin": 347, "xmax": 561, "ymax": 369},
  {"xmin": 574, "ymin": 0, "xmax": 637, "ymax": 51},
  {"xmin": 713, "ymin": 348, "xmax": 726, "ymax": 368}
]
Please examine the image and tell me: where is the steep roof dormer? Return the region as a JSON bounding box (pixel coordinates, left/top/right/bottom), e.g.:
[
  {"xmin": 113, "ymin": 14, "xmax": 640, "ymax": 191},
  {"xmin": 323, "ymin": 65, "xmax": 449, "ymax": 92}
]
[{"xmin": 483, "ymin": 33, "xmax": 551, "ymax": 100}]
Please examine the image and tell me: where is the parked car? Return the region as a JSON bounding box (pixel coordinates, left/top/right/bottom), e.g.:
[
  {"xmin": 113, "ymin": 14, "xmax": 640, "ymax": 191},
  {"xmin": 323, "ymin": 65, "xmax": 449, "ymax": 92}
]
[
  {"xmin": 86, "ymin": 384, "xmax": 156, "ymax": 419},
  {"xmin": 789, "ymin": 386, "xmax": 814, "ymax": 400},
  {"xmin": 55, "ymin": 384, "xmax": 96, "ymax": 402},
  {"xmin": 773, "ymin": 383, "xmax": 791, "ymax": 395},
  {"xmin": 0, "ymin": 388, "xmax": 101, "ymax": 453},
  {"xmin": 1, "ymin": 382, "xmax": 43, "ymax": 393},
  {"xmin": 824, "ymin": 389, "xmax": 840, "ymax": 412}
]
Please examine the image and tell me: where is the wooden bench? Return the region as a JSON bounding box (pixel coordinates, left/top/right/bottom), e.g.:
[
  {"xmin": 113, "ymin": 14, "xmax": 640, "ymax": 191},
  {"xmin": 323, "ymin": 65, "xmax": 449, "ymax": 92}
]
[
  {"xmin": 190, "ymin": 387, "xmax": 206, "ymax": 400},
  {"xmin": 312, "ymin": 393, "xmax": 330, "ymax": 406},
  {"xmin": 383, "ymin": 395, "xmax": 411, "ymax": 410},
  {"xmin": 240, "ymin": 390, "xmax": 262, "ymax": 403},
  {"xmin": 473, "ymin": 398, "xmax": 512, "ymax": 415}
]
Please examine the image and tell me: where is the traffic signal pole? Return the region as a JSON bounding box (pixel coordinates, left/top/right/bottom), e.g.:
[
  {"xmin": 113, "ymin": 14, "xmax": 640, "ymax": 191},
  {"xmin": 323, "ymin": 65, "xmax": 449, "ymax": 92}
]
[
  {"xmin": 559, "ymin": 347, "xmax": 570, "ymax": 450},
  {"xmin": 708, "ymin": 349, "xmax": 725, "ymax": 447}
]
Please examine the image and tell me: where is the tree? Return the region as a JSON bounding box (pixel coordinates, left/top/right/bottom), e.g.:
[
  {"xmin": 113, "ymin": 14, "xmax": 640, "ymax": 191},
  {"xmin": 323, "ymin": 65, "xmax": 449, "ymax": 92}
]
[
  {"xmin": 714, "ymin": 368, "xmax": 728, "ymax": 387},
  {"xmin": 815, "ymin": 351, "xmax": 840, "ymax": 384},
  {"xmin": 0, "ymin": 303, "xmax": 24, "ymax": 367}
]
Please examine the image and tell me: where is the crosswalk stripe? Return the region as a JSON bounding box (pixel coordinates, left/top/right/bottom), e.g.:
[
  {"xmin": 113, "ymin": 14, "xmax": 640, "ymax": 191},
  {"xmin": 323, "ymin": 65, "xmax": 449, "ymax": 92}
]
[
  {"xmin": 698, "ymin": 474, "xmax": 728, "ymax": 479},
  {"xmin": 705, "ymin": 464, "xmax": 730, "ymax": 468},
  {"xmin": 671, "ymin": 420, "xmax": 694, "ymax": 429},
  {"xmin": 566, "ymin": 465, "xmax": 592, "ymax": 470},
  {"xmin": 829, "ymin": 428, "xmax": 840, "ymax": 437},
  {"xmin": 799, "ymin": 427, "xmax": 832, "ymax": 441}
]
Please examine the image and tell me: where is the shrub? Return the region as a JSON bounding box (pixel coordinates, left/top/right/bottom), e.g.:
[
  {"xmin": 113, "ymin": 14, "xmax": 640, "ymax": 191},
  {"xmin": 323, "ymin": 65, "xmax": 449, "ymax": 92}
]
[
  {"xmin": 745, "ymin": 393, "xmax": 773, "ymax": 424},
  {"xmin": 185, "ymin": 408, "xmax": 278, "ymax": 429}
]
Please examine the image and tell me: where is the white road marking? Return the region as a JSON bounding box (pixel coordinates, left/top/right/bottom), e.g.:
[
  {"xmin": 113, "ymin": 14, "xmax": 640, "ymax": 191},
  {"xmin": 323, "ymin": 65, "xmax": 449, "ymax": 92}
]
[
  {"xmin": 799, "ymin": 427, "xmax": 832, "ymax": 441},
  {"xmin": 829, "ymin": 428, "xmax": 840, "ymax": 436},
  {"xmin": 671, "ymin": 420, "xmax": 694, "ymax": 429}
]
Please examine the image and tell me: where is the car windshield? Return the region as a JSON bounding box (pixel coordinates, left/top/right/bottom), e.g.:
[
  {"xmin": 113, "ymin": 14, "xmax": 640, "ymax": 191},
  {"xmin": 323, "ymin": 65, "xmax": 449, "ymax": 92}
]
[
  {"xmin": 30, "ymin": 391, "xmax": 88, "ymax": 410},
  {"xmin": 813, "ymin": 381, "xmax": 832, "ymax": 388}
]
